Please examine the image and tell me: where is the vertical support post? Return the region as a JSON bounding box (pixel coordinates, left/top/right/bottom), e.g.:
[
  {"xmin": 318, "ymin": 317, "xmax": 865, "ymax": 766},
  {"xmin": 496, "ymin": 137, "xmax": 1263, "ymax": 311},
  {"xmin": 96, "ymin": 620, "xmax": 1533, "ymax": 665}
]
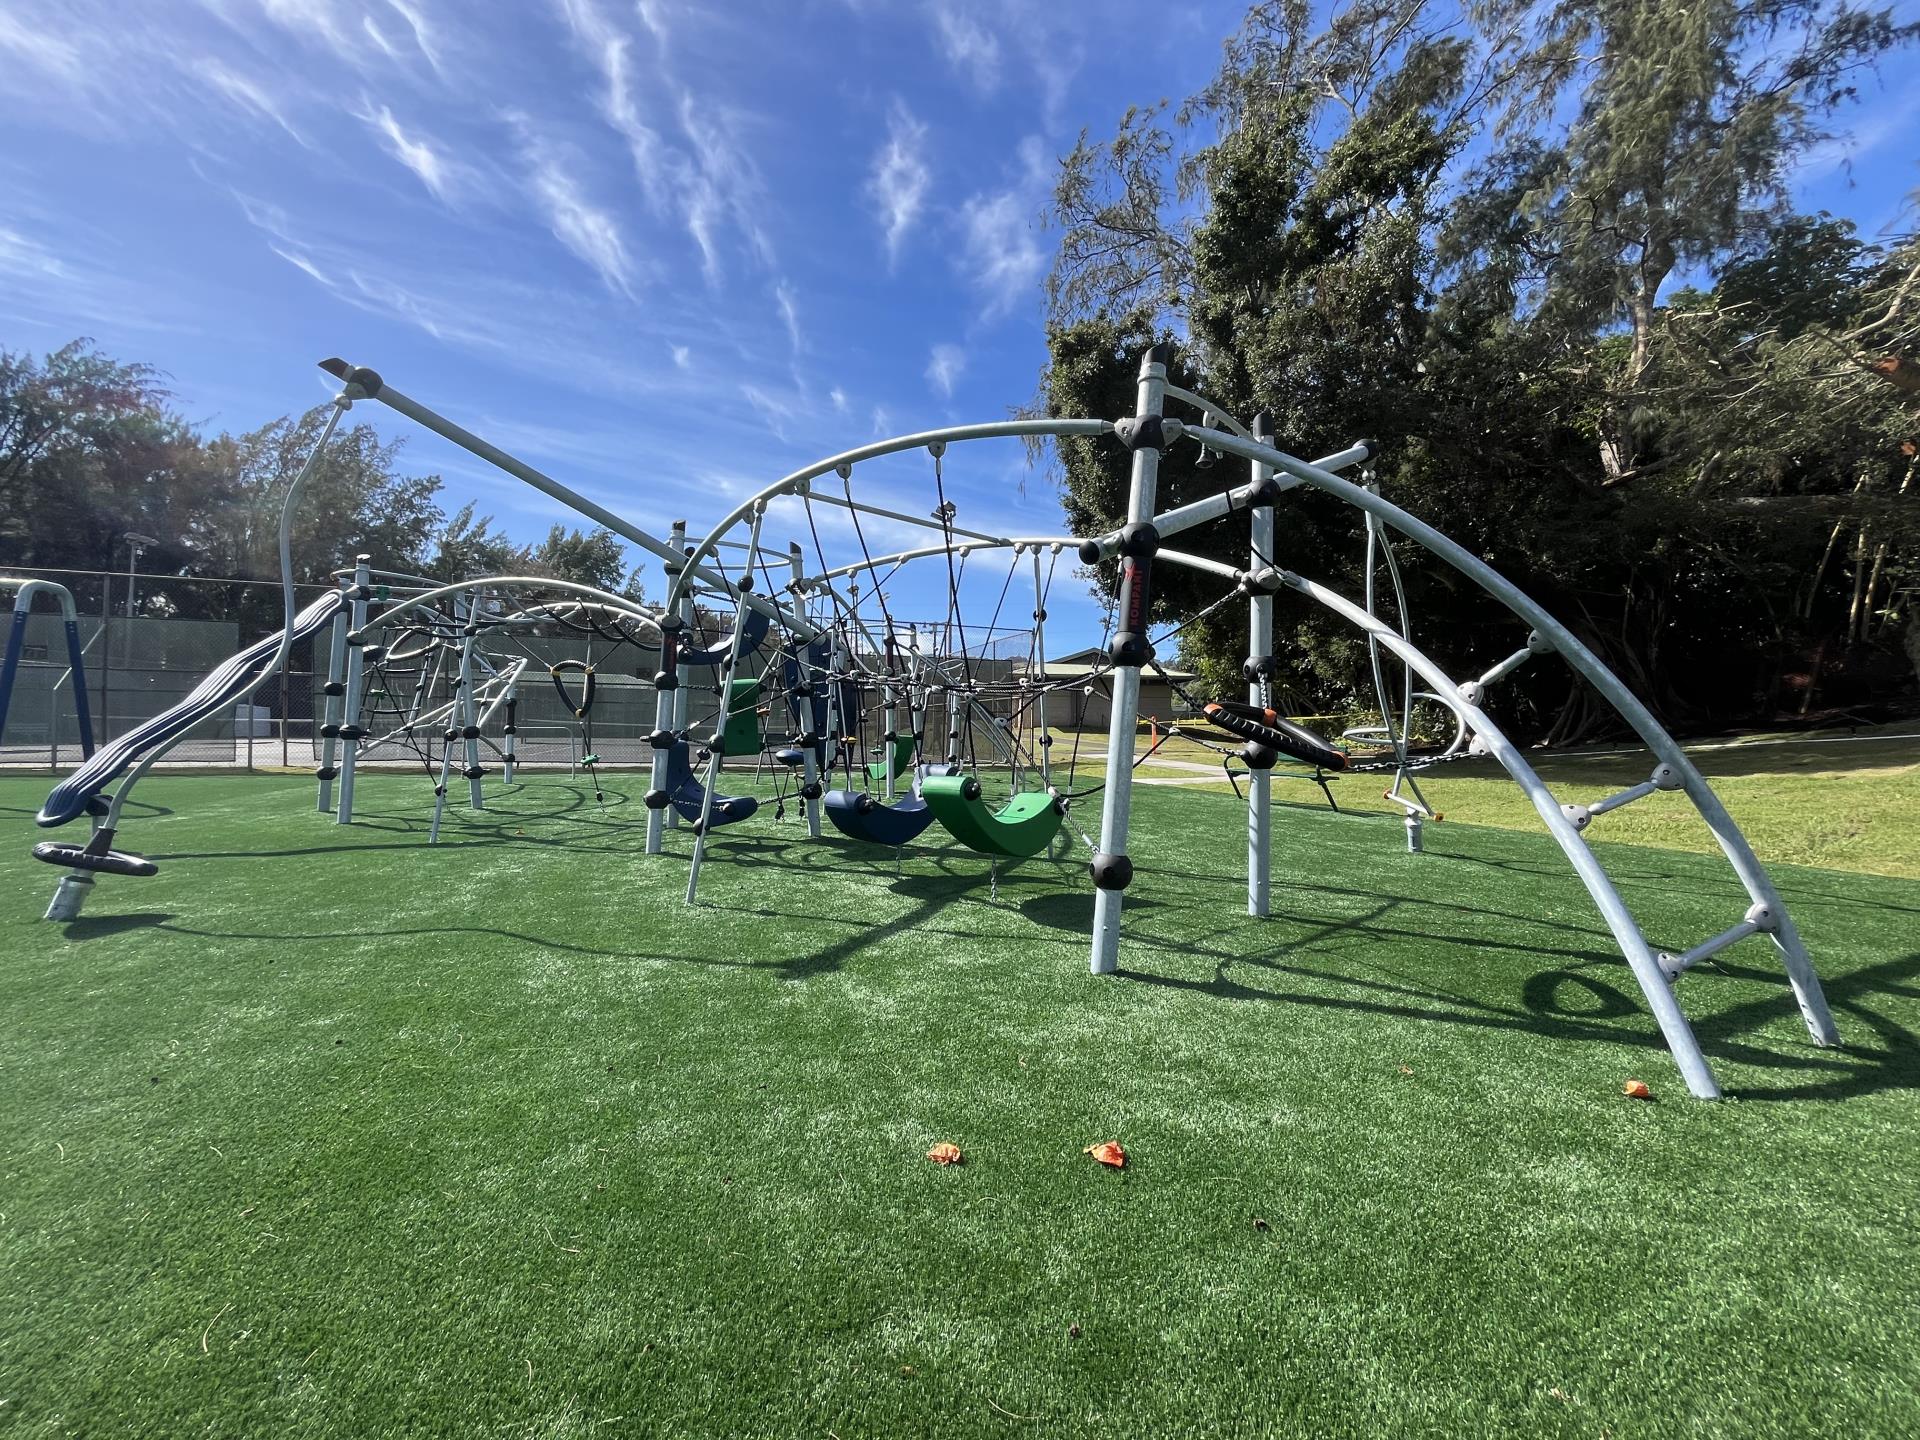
[
  {"xmin": 1030, "ymin": 545, "xmax": 1053, "ymax": 789},
  {"xmin": 881, "ymin": 666, "xmax": 897, "ymax": 801},
  {"xmin": 278, "ymin": 646, "xmax": 290, "ymax": 769},
  {"xmin": 334, "ymin": 557, "xmax": 372, "ymax": 824},
  {"xmin": 457, "ymin": 592, "xmax": 484, "ymax": 810},
  {"xmin": 667, "ymin": 530, "xmax": 697, "ymax": 833},
  {"xmin": 1089, "ymin": 345, "xmax": 1169, "ymax": 975},
  {"xmin": 823, "ymin": 628, "xmax": 845, "ymax": 787},
  {"xmin": 1247, "ymin": 412, "xmax": 1275, "ymax": 917},
  {"xmin": 0, "ymin": 601, "xmax": 29, "ymax": 752},
  {"xmin": 790, "ymin": 543, "xmax": 822, "ymax": 838},
  {"xmin": 316, "ymin": 583, "xmax": 349, "ymax": 810},
  {"xmin": 98, "ymin": 593, "xmax": 113, "ymax": 755},
  {"xmin": 646, "ymin": 522, "xmax": 687, "ymax": 854},
  {"xmin": 686, "ymin": 505, "xmax": 766, "ymax": 904},
  {"xmin": 502, "ymin": 687, "xmax": 518, "ymax": 784}
]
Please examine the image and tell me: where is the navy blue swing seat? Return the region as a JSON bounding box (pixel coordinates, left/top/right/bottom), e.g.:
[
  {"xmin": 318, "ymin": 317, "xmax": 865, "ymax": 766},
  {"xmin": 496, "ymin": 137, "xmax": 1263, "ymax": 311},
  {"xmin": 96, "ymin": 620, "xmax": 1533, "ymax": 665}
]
[
  {"xmin": 822, "ymin": 763, "xmax": 960, "ymax": 848},
  {"xmin": 663, "ymin": 739, "xmax": 759, "ymax": 828}
]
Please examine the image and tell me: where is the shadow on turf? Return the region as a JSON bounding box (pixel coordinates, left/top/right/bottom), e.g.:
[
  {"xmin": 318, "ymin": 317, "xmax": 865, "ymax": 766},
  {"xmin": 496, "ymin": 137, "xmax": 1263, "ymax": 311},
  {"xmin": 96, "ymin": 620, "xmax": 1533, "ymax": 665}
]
[
  {"xmin": 1111, "ymin": 900, "xmax": 1920, "ymax": 1102},
  {"xmin": 68, "ymin": 779, "xmax": 1920, "ymax": 1103}
]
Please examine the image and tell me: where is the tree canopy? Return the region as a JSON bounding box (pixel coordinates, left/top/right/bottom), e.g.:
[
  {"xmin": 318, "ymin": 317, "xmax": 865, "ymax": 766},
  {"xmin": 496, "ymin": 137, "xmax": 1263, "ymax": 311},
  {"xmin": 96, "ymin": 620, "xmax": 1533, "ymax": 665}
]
[
  {"xmin": 0, "ymin": 340, "xmax": 647, "ymax": 632},
  {"xmin": 1040, "ymin": 0, "xmax": 1919, "ymax": 738}
]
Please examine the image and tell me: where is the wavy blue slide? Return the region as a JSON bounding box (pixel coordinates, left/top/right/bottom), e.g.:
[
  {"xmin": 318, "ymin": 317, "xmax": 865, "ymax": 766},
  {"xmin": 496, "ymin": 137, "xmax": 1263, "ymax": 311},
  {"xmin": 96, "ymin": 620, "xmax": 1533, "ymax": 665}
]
[{"xmin": 37, "ymin": 591, "xmax": 346, "ymax": 828}]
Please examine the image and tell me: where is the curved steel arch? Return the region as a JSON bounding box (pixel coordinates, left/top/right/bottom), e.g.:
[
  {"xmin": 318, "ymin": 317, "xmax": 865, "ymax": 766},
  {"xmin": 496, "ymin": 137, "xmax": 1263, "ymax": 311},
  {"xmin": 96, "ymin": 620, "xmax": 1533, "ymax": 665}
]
[{"xmin": 1154, "ymin": 546, "xmax": 1757, "ymax": 1099}]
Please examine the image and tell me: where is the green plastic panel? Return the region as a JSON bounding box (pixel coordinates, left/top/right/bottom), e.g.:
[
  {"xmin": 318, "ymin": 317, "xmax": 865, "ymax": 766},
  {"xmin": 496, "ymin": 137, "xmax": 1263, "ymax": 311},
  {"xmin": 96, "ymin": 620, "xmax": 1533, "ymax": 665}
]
[
  {"xmin": 921, "ymin": 774, "xmax": 1064, "ymax": 859},
  {"xmin": 721, "ymin": 677, "xmax": 762, "ymax": 758},
  {"xmin": 863, "ymin": 733, "xmax": 917, "ymax": 784}
]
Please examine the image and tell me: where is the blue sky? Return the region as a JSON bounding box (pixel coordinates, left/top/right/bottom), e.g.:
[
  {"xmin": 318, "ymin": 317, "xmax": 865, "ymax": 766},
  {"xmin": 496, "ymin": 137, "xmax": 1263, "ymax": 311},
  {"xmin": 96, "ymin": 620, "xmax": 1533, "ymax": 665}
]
[{"xmin": 1, "ymin": 0, "xmax": 1915, "ymax": 655}]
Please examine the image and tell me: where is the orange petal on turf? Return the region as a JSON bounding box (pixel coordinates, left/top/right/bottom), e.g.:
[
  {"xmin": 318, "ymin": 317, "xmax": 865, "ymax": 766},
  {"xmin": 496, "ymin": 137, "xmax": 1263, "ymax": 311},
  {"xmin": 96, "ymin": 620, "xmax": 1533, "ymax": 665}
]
[
  {"xmin": 1083, "ymin": 1141, "xmax": 1127, "ymax": 1169},
  {"xmin": 1623, "ymin": 1079, "xmax": 1652, "ymax": 1099},
  {"xmin": 926, "ymin": 1142, "xmax": 963, "ymax": 1166}
]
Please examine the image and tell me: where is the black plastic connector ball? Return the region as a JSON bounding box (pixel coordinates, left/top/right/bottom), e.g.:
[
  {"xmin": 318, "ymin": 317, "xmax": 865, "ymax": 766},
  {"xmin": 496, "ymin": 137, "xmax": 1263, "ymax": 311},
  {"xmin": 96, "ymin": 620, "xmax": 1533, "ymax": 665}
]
[
  {"xmin": 337, "ymin": 724, "xmax": 367, "ymax": 740},
  {"xmin": 643, "ymin": 788, "xmax": 670, "ymax": 810},
  {"xmin": 736, "ymin": 574, "xmax": 754, "ymax": 593},
  {"xmin": 1245, "ymin": 475, "xmax": 1283, "ymax": 507},
  {"xmin": 319, "ymin": 723, "xmax": 340, "ymax": 739},
  {"xmin": 362, "ymin": 645, "xmax": 387, "ymax": 664},
  {"xmin": 648, "ymin": 728, "xmax": 674, "ymax": 749},
  {"xmin": 434, "ymin": 784, "xmax": 447, "ymax": 797},
  {"xmin": 322, "ymin": 681, "xmax": 345, "ymax": 697},
  {"xmin": 1118, "ymin": 521, "xmax": 1160, "ymax": 558},
  {"xmin": 462, "ymin": 765, "xmax": 485, "ymax": 780},
  {"xmin": 960, "ymin": 776, "xmax": 982, "ymax": 802},
  {"xmin": 1108, "ymin": 633, "xmax": 1152, "ymax": 668},
  {"xmin": 1090, "ymin": 851, "xmax": 1134, "ymax": 891},
  {"xmin": 853, "ymin": 793, "xmax": 875, "ymax": 813},
  {"xmin": 1242, "ymin": 655, "xmax": 1275, "ymax": 683},
  {"xmin": 461, "ymin": 725, "xmax": 480, "ymax": 740},
  {"xmin": 1240, "ymin": 742, "xmax": 1279, "ymax": 771},
  {"xmin": 1077, "ymin": 538, "xmax": 1104, "ymax": 565},
  {"xmin": 314, "ymin": 765, "xmax": 339, "ymax": 781},
  {"xmin": 706, "ymin": 732, "xmax": 726, "ymax": 752},
  {"xmin": 654, "ymin": 671, "xmax": 679, "ymax": 690},
  {"xmin": 800, "ymin": 782, "xmax": 822, "ymax": 801},
  {"xmin": 443, "ymin": 729, "xmax": 459, "ymax": 743},
  {"xmin": 345, "ymin": 630, "xmax": 365, "ymax": 647}
]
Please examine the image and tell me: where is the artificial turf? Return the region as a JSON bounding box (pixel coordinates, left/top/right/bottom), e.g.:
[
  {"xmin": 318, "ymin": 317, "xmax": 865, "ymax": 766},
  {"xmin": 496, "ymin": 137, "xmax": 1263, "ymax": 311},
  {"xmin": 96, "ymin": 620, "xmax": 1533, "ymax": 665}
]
[{"xmin": 1, "ymin": 769, "xmax": 1917, "ymax": 1437}]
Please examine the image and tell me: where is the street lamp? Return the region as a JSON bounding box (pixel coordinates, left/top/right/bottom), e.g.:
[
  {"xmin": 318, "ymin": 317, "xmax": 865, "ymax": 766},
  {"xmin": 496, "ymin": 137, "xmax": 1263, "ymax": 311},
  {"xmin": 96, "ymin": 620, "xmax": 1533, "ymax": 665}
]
[{"xmin": 123, "ymin": 532, "xmax": 158, "ymax": 619}]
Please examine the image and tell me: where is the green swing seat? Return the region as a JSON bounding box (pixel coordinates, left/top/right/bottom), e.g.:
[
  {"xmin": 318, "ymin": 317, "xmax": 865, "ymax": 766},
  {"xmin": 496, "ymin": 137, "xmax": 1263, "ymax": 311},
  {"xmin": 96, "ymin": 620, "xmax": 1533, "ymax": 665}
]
[
  {"xmin": 920, "ymin": 774, "xmax": 1064, "ymax": 860},
  {"xmin": 863, "ymin": 732, "xmax": 917, "ymax": 784}
]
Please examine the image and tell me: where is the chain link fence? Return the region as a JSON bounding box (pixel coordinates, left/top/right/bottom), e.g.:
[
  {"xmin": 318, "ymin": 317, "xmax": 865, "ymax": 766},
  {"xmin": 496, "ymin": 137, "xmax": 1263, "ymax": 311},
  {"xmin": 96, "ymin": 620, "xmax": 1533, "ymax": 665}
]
[
  {"xmin": 1, "ymin": 568, "xmax": 330, "ymax": 768},
  {"xmin": 2, "ymin": 569, "xmax": 1050, "ymax": 776}
]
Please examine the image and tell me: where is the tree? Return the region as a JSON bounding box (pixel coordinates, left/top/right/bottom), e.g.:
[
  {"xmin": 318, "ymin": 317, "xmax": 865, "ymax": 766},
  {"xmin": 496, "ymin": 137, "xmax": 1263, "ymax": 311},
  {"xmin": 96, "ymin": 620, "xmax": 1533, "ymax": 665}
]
[
  {"xmin": 530, "ymin": 525, "xmax": 646, "ymax": 599},
  {"xmin": 1038, "ymin": 0, "xmax": 1918, "ymax": 735},
  {"xmin": 0, "ymin": 340, "xmax": 195, "ymax": 602},
  {"xmin": 1453, "ymin": 0, "xmax": 1916, "ymax": 481}
]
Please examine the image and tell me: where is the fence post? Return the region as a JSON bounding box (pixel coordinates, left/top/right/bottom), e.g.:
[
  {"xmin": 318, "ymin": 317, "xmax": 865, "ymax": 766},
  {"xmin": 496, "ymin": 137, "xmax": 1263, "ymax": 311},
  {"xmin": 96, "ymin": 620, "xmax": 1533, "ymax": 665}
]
[{"xmin": 97, "ymin": 592, "xmax": 113, "ymax": 752}]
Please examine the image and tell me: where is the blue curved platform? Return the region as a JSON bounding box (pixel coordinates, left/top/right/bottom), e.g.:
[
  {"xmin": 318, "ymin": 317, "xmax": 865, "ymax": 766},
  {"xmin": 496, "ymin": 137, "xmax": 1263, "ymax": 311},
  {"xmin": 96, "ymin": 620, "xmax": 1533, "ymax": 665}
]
[
  {"xmin": 663, "ymin": 739, "xmax": 759, "ymax": 827},
  {"xmin": 823, "ymin": 789, "xmax": 936, "ymax": 847}
]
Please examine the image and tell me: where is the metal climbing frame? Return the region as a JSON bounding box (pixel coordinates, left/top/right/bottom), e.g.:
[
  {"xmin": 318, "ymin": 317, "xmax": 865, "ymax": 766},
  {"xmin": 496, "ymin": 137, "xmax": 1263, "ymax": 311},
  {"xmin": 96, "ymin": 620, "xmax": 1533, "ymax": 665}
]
[{"xmin": 313, "ymin": 354, "xmax": 1834, "ymax": 1098}]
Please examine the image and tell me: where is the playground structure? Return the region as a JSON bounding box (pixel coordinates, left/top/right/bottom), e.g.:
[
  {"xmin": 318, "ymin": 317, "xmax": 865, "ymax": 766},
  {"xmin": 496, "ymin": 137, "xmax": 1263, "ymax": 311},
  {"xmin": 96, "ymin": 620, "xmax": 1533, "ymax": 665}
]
[
  {"xmin": 1, "ymin": 578, "xmax": 97, "ymax": 765},
  {"xmin": 20, "ymin": 346, "xmax": 1842, "ymax": 1099}
]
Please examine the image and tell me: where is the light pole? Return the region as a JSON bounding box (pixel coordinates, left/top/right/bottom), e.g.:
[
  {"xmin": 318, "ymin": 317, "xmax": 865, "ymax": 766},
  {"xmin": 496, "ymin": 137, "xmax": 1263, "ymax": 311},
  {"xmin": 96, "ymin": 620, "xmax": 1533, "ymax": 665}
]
[{"xmin": 122, "ymin": 532, "xmax": 158, "ymax": 619}]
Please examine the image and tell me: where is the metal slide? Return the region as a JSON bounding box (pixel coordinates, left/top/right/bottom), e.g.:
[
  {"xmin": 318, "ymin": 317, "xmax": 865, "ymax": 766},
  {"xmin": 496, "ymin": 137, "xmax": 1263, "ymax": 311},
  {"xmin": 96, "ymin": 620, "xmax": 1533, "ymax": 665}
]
[{"xmin": 36, "ymin": 591, "xmax": 346, "ymax": 829}]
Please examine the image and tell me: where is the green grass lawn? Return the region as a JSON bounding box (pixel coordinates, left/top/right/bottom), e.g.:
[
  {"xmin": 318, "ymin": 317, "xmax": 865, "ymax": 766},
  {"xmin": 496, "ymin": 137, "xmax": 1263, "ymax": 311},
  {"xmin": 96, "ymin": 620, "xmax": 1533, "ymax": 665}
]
[
  {"xmin": 1080, "ymin": 724, "xmax": 1920, "ymax": 880},
  {"xmin": 2, "ymin": 767, "xmax": 1917, "ymax": 1437}
]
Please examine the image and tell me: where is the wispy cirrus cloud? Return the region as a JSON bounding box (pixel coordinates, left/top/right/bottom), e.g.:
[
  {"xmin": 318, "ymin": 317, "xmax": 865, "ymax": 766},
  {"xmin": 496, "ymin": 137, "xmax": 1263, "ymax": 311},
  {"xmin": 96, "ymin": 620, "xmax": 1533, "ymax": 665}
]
[
  {"xmin": 956, "ymin": 136, "xmax": 1049, "ymax": 320},
  {"xmin": 925, "ymin": 342, "xmax": 966, "ymax": 398},
  {"xmin": 867, "ymin": 98, "xmax": 931, "ymax": 263},
  {"xmin": 774, "ymin": 280, "xmax": 802, "ymax": 354},
  {"xmin": 195, "ymin": 58, "xmax": 309, "ymax": 146},
  {"xmin": 507, "ymin": 114, "xmax": 638, "ymax": 297},
  {"xmin": 930, "ymin": 6, "xmax": 999, "ymax": 91},
  {"xmin": 357, "ymin": 100, "xmax": 461, "ymax": 201},
  {"xmin": 553, "ymin": 0, "xmax": 772, "ymax": 286}
]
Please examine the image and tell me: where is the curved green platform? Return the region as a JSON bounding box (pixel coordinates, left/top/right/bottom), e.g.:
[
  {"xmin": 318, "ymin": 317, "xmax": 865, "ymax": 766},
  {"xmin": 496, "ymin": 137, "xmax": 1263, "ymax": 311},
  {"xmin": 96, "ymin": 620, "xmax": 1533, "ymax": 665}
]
[
  {"xmin": 863, "ymin": 733, "xmax": 917, "ymax": 784},
  {"xmin": 920, "ymin": 774, "xmax": 1064, "ymax": 859}
]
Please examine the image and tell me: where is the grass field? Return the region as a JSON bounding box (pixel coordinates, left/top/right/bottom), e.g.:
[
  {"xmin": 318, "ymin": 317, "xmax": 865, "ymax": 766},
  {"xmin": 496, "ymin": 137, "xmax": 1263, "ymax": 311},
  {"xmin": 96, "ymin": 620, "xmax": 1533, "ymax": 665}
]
[
  {"xmin": 1095, "ymin": 723, "xmax": 1920, "ymax": 879},
  {"xmin": 3, "ymin": 761, "xmax": 1918, "ymax": 1437}
]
